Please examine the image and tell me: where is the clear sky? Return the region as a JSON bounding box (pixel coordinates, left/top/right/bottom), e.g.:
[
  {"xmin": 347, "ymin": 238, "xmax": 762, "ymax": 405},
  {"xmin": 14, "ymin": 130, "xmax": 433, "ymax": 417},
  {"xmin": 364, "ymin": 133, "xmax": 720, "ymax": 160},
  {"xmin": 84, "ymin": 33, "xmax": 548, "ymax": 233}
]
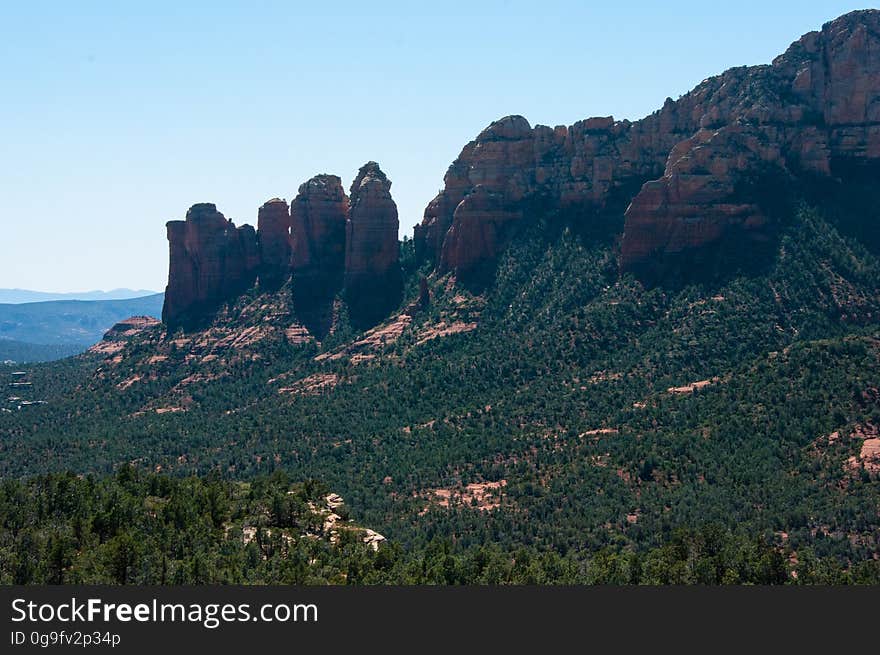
[{"xmin": 0, "ymin": 0, "xmax": 868, "ymax": 292}]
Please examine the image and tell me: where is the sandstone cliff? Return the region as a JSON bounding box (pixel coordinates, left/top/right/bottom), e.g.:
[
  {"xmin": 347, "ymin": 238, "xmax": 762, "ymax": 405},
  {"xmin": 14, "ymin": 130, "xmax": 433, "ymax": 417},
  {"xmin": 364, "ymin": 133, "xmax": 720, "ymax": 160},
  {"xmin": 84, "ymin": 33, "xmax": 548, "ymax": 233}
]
[
  {"xmin": 163, "ymin": 11, "xmax": 880, "ymax": 330},
  {"xmin": 163, "ymin": 165, "xmax": 402, "ymax": 332},
  {"xmin": 344, "ymin": 162, "xmax": 403, "ymax": 327},
  {"xmin": 163, "ymin": 204, "xmax": 261, "ymax": 327},
  {"xmin": 415, "ymin": 10, "xmax": 880, "ymax": 281},
  {"xmin": 289, "ymin": 174, "xmax": 349, "ymax": 335},
  {"xmin": 257, "ymin": 198, "xmax": 291, "ymax": 289},
  {"xmin": 290, "ymin": 175, "xmax": 348, "ymax": 294}
]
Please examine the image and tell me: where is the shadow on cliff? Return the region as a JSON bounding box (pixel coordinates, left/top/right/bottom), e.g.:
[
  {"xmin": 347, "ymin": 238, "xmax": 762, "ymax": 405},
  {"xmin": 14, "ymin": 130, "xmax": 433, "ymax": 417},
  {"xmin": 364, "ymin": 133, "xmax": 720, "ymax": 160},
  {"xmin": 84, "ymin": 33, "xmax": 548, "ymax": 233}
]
[
  {"xmin": 289, "ymin": 274, "xmax": 342, "ymax": 339},
  {"xmin": 624, "ymin": 167, "xmax": 800, "ymax": 292},
  {"xmin": 625, "ymin": 162, "xmax": 880, "ymax": 294},
  {"xmin": 451, "ymin": 188, "xmax": 631, "ymax": 295},
  {"xmin": 343, "ymin": 271, "xmax": 404, "ymax": 332},
  {"xmin": 812, "ymin": 159, "xmax": 880, "ymax": 256}
]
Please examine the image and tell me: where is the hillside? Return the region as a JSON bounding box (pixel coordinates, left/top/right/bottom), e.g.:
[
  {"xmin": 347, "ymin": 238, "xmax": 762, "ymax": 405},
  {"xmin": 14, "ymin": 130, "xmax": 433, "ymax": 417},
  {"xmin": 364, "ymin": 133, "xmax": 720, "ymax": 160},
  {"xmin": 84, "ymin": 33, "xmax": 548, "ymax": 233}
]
[
  {"xmin": 2, "ymin": 10, "xmax": 879, "ymax": 584},
  {"xmin": 0, "ymin": 294, "xmax": 164, "ymax": 357},
  {"xmin": 0, "ymin": 340, "xmax": 84, "ymax": 364},
  {"xmin": 3, "ymin": 197, "xmax": 879, "ymax": 581}
]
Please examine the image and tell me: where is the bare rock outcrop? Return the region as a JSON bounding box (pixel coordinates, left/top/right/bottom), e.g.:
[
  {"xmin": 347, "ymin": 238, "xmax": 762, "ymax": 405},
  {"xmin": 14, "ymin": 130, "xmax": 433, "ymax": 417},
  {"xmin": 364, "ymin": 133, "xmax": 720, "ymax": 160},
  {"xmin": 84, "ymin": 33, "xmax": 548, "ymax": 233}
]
[
  {"xmin": 287, "ymin": 174, "xmax": 349, "ymax": 335},
  {"xmin": 438, "ymin": 185, "xmax": 522, "ymax": 280},
  {"xmin": 344, "ymin": 162, "xmax": 402, "ymax": 327},
  {"xmin": 89, "ymin": 316, "xmax": 162, "ymax": 357},
  {"xmin": 257, "ymin": 198, "xmax": 291, "ymax": 289},
  {"xmin": 290, "ymin": 175, "xmax": 348, "ymax": 294},
  {"xmin": 415, "ymin": 10, "xmax": 880, "ymax": 281},
  {"xmin": 162, "ymin": 165, "xmax": 405, "ymax": 332},
  {"xmin": 163, "ymin": 204, "xmax": 260, "ymax": 327}
]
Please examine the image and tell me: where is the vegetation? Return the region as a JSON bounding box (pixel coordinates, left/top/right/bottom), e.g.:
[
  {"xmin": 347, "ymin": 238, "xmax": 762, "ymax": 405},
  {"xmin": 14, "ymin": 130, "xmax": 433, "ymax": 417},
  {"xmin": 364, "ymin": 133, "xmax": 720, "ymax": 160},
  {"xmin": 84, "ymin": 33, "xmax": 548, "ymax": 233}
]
[
  {"xmin": 0, "ymin": 340, "xmax": 84, "ymax": 363},
  {"xmin": 1, "ymin": 198, "xmax": 879, "ymax": 584},
  {"xmin": 5, "ymin": 469, "xmax": 876, "ymax": 584},
  {"xmin": 0, "ymin": 294, "xmax": 163, "ymax": 346}
]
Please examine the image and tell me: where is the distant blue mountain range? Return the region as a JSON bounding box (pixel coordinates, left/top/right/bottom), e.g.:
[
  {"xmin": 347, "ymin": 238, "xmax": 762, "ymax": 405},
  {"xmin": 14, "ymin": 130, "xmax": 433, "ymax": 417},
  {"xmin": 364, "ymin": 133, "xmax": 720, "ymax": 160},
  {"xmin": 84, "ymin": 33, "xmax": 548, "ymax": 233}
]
[
  {"xmin": 0, "ymin": 288, "xmax": 160, "ymax": 303},
  {"xmin": 0, "ymin": 293, "xmax": 165, "ymax": 362}
]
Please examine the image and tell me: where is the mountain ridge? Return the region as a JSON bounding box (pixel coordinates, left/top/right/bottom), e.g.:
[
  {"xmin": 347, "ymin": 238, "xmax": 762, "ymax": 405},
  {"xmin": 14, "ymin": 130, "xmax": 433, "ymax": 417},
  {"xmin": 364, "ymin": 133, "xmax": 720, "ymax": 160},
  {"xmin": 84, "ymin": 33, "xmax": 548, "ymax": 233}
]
[
  {"xmin": 0, "ymin": 293, "xmax": 164, "ymax": 347},
  {"xmin": 3, "ymin": 10, "xmax": 880, "ymax": 584},
  {"xmin": 0, "ymin": 288, "xmax": 160, "ymax": 304},
  {"xmin": 159, "ymin": 9, "xmax": 880, "ymax": 335}
]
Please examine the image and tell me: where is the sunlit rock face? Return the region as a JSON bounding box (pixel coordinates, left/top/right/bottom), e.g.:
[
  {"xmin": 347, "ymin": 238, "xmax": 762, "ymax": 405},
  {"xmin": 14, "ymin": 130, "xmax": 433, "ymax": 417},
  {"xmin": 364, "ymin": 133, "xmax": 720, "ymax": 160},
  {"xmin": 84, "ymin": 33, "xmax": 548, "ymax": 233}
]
[
  {"xmin": 163, "ymin": 203, "xmax": 260, "ymax": 327},
  {"xmin": 415, "ymin": 10, "xmax": 880, "ymax": 281}
]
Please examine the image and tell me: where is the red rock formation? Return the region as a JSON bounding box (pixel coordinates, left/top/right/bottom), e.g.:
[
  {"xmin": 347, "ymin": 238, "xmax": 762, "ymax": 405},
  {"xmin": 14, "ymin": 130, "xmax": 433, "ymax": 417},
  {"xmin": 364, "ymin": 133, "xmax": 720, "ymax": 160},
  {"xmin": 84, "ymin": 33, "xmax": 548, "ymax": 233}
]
[
  {"xmin": 257, "ymin": 198, "xmax": 291, "ymax": 288},
  {"xmin": 89, "ymin": 316, "xmax": 162, "ymax": 357},
  {"xmin": 415, "ymin": 10, "xmax": 880, "ymax": 280},
  {"xmin": 162, "ymin": 203, "xmax": 260, "ymax": 327},
  {"xmin": 403, "ymin": 277, "xmax": 431, "ymax": 315},
  {"xmin": 417, "ymin": 276, "xmax": 430, "ymax": 309},
  {"xmin": 439, "ymin": 186, "xmax": 522, "ymax": 279},
  {"xmin": 344, "ymin": 162, "xmax": 402, "ymax": 326},
  {"xmin": 621, "ymin": 125, "xmax": 779, "ymax": 278},
  {"xmin": 415, "ymin": 110, "xmax": 684, "ymax": 276},
  {"xmin": 620, "ymin": 10, "xmax": 880, "ymax": 276},
  {"xmin": 162, "ymin": 167, "xmax": 398, "ymax": 332},
  {"xmin": 290, "ymin": 175, "xmax": 348, "ymax": 289},
  {"xmin": 288, "ymin": 175, "xmax": 349, "ymax": 335},
  {"xmin": 416, "ymin": 115, "xmax": 539, "ymax": 266}
]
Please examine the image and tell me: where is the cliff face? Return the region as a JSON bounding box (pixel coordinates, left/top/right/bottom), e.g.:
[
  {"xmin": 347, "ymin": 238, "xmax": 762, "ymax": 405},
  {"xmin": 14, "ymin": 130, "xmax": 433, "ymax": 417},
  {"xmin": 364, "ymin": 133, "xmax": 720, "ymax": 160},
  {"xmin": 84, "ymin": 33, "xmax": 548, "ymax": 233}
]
[
  {"xmin": 288, "ymin": 174, "xmax": 349, "ymax": 335},
  {"xmin": 416, "ymin": 10, "xmax": 880, "ymax": 281},
  {"xmin": 257, "ymin": 198, "xmax": 291, "ymax": 289},
  {"xmin": 414, "ymin": 110, "xmax": 682, "ymax": 275},
  {"xmin": 438, "ymin": 185, "xmax": 522, "ymax": 279},
  {"xmin": 163, "ymin": 204, "xmax": 260, "ymax": 326},
  {"xmin": 163, "ymin": 165, "xmax": 402, "ymax": 332},
  {"xmin": 344, "ymin": 162, "xmax": 402, "ymax": 327},
  {"xmin": 164, "ymin": 11, "xmax": 880, "ymax": 330},
  {"xmin": 622, "ymin": 10, "xmax": 880, "ymax": 279},
  {"xmin": 290, "ymin": 175, "xmax": 348, "ymax": 294}
]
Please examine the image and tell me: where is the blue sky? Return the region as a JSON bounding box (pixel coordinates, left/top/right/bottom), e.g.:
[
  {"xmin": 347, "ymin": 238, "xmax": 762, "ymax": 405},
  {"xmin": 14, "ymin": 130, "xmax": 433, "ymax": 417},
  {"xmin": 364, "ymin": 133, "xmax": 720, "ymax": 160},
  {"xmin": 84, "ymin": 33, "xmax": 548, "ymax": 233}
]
[{"xmin": 0, "ymin": 1, "xmax": 868, "ymax": 292}]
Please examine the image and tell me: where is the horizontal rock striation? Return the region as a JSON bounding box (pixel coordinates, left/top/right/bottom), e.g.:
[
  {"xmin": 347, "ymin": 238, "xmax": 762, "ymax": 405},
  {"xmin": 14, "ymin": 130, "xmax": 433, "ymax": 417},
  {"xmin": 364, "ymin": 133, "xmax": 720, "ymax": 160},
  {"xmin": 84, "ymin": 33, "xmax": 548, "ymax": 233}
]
[
  {"xmin": 415, "ymin": 10, "xmax": 880, "ymax": 281},
  {"xmin": 163, "ymin": 11, "xmax": 880, "ymax": 330},
  {"xmin": 163, "ymin": 165, "xmax": 402, "ymax": 332}
]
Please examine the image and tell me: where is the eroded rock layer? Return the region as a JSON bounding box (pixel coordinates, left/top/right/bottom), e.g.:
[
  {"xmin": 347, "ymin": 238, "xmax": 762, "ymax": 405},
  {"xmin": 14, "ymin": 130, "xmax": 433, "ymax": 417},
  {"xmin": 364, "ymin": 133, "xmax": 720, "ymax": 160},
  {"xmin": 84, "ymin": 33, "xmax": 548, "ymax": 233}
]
[
  {"xmin": 288, "ymin": 174, "xmax": 349, "ymax": 335},
  {"xmin": 163, "ymin": 164, "xmax": 403, "ymax": 332},
  {"xmin": 163, "ymin": 11, "xmax": 880, "ymax": 330},
  {"xmin": 416, "ymin": 10, "xmax": 880, "ymax": 281},
  {"xmin": 163, "ymin": 204, "xmax": 260, "ymax": 327},
  {"xmin": 290, "ymin": 175, "xmax": 348, "ymax": 293},
  {"xmin": 257, "ymin": 198, "xmax": 291, "ymax": 289},
  {"xmin": 344, "ymin": 162, "xmax": 402, "ymax": 327}
]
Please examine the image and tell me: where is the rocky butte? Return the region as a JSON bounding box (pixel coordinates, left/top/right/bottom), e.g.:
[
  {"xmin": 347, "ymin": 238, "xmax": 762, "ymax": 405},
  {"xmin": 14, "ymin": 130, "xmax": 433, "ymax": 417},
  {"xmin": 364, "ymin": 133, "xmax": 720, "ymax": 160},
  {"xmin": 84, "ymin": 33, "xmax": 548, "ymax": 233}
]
[
  {"xmin": 162, "ymin": 203, "xmax": 260, "ymax": 326},
  {"xmin": 289, "ymin": 174, "xmax": 348, "ymax": 334},
  {"xmin": 164, "ymin": 10, "xmax": 880, "ymax": 332},
  {"xmin": 163, "ymin": 163, "xmax": 401, "ymax": 332},
  {"xmin": 256, "ymin": 198, "xmax": 291, "ymax": 289},
  {"xmin": 344, "ymin": 162, "xmax": 402, "ymax": 328},
  {"xmin": 415, "ymin": 9, "xmax": 880, "ymax": 282}
]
